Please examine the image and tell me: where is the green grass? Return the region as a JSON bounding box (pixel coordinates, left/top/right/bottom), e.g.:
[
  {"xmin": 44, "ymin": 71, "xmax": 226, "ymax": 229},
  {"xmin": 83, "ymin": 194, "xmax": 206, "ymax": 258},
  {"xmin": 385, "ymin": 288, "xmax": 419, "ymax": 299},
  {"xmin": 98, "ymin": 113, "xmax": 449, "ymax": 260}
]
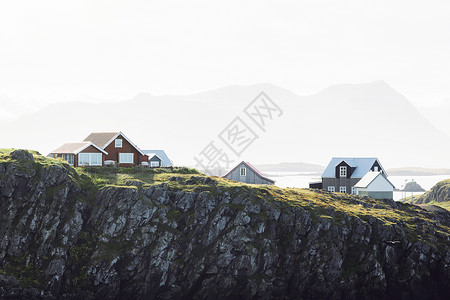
[
  {"xmin": 0, "ymin": 253, "xmax": 45, "ymax": 288},
  {"xmin": 76, "ymin": 166, "xmax": 201, "ymax": 188},
  {"xmin": 1, "ymin": 148, "xmax": 450, "ymax": 251},
  {"xmin": 401, "ymin": 179, "xmax": 450, "ymax": 211}
]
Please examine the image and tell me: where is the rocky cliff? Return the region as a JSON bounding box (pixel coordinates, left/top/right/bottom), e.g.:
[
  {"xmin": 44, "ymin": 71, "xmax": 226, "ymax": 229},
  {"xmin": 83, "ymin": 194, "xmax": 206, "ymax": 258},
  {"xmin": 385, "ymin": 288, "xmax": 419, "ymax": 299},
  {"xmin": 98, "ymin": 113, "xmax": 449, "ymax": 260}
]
[
  {"xmin": 403, "ymin": 181, "xmax": 426, "ymax": 192},
  {"xmin": 1, "ymin": 150, "xmax": 450, "ymax": 299},
  {"xmin": 404, "ymin": 179, "xmax": 450, "ymax": 211}
]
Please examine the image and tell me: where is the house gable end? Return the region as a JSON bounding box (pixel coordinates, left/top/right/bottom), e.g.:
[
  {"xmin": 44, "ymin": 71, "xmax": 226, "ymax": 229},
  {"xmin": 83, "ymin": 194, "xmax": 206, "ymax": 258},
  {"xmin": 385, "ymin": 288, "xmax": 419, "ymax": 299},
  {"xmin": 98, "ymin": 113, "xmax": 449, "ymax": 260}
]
[
  {"xmin": 223, "ymin": 161, "xmax": 275, "ymax": 184},
  {"xmin": 367, "ymin": 174, "xmax": 395, "ymax": 191},
  {"xmin": 335, "ymin": 161, "xmax": 352, "ymax": 179},
  {"xmin": 370, "ymin": 160, "xmax": 387, "ymax": 175},
  {"xmin": 103, "ymin": 133, "xmax": 147, "ymax": 165},
  {"xmin": 75, "ymin": 143, "xmax": 108, "ymax": 155},
  {"xmin": 79, "ymin": 145, "xmax": 104, "ymax": 154},
  {"xmin": 149, "ymin": 154, "xmax": 162, "ymax": 162}
]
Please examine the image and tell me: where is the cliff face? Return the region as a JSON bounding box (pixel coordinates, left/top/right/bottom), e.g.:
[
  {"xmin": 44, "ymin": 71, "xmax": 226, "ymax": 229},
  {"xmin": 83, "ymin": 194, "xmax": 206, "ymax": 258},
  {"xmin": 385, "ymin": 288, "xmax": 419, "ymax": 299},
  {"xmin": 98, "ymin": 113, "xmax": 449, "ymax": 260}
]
[
  {"xmin": 1, "ymin": 150, "xmax": 450, "ymax": 300},
  {"xmin": 416, "ymin": 179, "xmax": 450, "ymax": 205}
]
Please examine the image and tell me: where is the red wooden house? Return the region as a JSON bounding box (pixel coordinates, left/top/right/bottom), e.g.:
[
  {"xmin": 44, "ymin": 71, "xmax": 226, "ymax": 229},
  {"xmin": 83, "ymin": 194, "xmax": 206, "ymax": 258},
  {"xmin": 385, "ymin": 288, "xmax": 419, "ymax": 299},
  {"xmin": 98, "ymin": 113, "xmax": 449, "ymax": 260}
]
[
  {"xmin": 49, "ymin": 131, "xmax": 148, "ymax": 167},
  {"xmin": 83, "ymin": 132, "xmax": 148, "ymax": 167},
  {"xmin": 48, "ymin": 142, "xmax": 107, "ymax": 167}
]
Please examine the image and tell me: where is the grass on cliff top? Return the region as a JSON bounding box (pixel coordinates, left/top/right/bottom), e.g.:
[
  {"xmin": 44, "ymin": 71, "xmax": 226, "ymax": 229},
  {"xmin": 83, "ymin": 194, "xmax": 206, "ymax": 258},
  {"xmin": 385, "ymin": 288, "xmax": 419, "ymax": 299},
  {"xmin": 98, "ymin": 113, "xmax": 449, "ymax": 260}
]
[
  {"xmin": 401, "ymin": 179, "xmax": 450, "ymax": 211},
  {"xmin": 0, "ymin": 148, "xmax": 76, "ymax": 177},
  {"xmin": 76, "ymin": 166, "xmax": 201, "ymax": 188},
  {"xmin": 1, "ymin": 149, "xmax": 449, "ymax": 244}
]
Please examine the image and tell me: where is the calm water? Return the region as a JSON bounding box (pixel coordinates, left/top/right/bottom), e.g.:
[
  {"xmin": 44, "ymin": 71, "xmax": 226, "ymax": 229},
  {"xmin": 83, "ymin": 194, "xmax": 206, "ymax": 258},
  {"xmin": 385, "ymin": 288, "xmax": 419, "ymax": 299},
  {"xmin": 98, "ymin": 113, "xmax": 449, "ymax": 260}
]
[{"xmin": 268, "ymin": 172, "xmax": 450, "ymax": 201}]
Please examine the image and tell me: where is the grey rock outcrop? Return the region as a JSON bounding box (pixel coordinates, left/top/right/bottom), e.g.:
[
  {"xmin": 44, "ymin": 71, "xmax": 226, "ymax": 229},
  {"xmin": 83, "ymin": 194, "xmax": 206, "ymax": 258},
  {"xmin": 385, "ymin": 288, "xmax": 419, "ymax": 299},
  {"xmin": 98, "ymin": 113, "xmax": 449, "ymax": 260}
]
[
  {"xmin": 416, "ymin": 179, "xmax": 450, "ymax": 204},
  {"xmin": 0, "ymin": 151, "xmax": 449, "ymax": 299}
]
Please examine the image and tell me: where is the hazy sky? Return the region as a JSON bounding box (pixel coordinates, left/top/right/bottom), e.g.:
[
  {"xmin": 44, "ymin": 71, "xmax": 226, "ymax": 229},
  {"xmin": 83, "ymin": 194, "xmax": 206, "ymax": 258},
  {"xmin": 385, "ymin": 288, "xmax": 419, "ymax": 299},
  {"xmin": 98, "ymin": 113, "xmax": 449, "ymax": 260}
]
[{"xmin": 1, "ymin": 0, "xmax": 449, "ymax": 111}]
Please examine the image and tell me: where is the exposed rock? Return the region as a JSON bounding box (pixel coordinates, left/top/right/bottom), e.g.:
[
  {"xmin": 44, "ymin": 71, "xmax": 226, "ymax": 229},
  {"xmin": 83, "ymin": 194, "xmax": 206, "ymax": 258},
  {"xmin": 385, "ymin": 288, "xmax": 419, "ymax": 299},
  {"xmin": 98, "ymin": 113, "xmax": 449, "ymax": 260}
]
[
  {"xmin": 0, "ymin": 155, "xmax": 450, "ymax": 300},
  {"xmin": 418, "ymin": 179, "xmax": 450, "ymax": 204},
  {"xmin": 10, "ymin": 149, "xmax": 35, "ymax": 162},
  {"xmin": 402, "ymin": 181, "xmax": 426, "ymax": 192}
]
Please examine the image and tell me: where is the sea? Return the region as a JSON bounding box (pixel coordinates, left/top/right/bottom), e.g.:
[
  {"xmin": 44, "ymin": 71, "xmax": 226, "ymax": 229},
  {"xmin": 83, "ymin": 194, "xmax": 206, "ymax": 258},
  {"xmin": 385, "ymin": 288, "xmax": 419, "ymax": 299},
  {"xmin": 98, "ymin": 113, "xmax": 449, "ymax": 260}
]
[{"xmin": 267, "ymin": 172, "xmax": 450, "ymax": 201}]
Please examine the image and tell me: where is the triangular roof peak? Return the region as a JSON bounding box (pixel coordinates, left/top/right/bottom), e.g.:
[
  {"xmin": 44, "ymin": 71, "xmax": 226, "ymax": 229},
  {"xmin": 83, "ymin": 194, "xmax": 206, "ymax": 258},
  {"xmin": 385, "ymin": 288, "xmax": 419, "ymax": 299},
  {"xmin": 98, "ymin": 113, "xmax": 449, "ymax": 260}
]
[
  {"xmin": 83, "ymin": 131, "xmax": 145, "ymax": 155},
  {"xmin": 354, "ymin": 171, "xmax": 395, "ymax": 189},
  {"xmin": 49, "ymin": 142, "xmax": 108, "ymax": 155},
  {"xmin": 223, "ymin": 161, "xmax": 275, "ymax": 183},
  {"xmin": 322, "ymin": 157, "xmax": 386, "ymax": 178}
]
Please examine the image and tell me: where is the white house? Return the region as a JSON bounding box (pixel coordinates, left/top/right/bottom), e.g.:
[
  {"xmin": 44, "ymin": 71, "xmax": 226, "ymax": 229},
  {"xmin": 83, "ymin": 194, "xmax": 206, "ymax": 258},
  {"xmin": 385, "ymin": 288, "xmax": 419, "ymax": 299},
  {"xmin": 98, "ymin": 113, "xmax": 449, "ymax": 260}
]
[
  {"xmin": 353, "ymin": 171, "xmax": 395, "ymax": 200},
  {"xmin": 318, "ymin": 157, "xmax": 387, "ymax": 194}
]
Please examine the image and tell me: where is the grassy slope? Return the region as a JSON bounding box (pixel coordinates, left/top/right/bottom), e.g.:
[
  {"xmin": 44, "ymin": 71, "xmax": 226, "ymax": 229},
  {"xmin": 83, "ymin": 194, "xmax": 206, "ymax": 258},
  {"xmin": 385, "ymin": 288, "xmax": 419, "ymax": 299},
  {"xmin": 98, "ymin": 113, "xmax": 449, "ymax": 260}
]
[
  {"xmin": 402, "ymin": 179, "xmax": 450, "ymax": 211},
  {"xmin": 2, "ymin": 149, "xmax": 450, "ymax": 248}
]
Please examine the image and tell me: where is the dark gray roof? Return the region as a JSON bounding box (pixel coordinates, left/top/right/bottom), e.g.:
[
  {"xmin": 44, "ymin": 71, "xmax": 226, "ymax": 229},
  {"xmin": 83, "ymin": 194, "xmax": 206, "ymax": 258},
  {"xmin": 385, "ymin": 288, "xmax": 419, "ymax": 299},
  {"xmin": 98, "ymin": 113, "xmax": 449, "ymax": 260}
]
[
  {"xmin": 223, "ymin": 161, "xmax": 275, "ymax": 183},
  {"xmin": 322, "ymin": 157, "xmax": 385, "ymax": 178},
  {"xmin": 142, "ymin": 150, "xmax": 173, "ymax": 167}
]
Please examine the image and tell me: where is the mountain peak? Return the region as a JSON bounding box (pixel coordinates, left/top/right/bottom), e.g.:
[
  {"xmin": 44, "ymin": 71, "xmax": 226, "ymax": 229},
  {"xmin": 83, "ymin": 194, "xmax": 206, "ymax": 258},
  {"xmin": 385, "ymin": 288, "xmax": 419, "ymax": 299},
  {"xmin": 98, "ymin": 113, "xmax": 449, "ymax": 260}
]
[{"xmin": 313, "ymin": 80, "xmax": 405, "ymax": 102}]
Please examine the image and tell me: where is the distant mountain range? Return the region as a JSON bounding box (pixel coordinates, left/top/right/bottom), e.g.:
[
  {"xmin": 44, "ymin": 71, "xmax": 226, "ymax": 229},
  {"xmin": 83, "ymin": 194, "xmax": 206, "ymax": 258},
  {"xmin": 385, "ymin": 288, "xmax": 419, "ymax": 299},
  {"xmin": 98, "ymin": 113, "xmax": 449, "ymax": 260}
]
[
  {"xmin": 1, "ymin": 81, "xmax": 449, "ymax": 169},
  {"xmin": 386, "ymin": 167, "xmax": 450, "ymax": 176},
  {"xmin": 253, "ymin": 162, "xmax": 325, "ymax": 174}
]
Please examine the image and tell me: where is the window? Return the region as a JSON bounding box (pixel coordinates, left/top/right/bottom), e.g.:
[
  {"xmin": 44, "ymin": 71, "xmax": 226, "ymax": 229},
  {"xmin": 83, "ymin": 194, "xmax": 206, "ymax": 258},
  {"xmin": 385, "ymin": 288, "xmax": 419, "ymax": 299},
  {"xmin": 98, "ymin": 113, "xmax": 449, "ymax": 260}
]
[
  {"xmin": 78, "ymin": 153, "xmax": 102, "ymax": 166},
  {"xmin": 240, "ymin": 167, "xmax": 246, "ymax": 176},
  {"xmin": 351, "ymin": 187, "xmax": 356, "ymax": 194},
  {"xmin": 150, "ymin": 161, "xmax": 159, "ymax": 167},
  {"xmin": 340, "ymin": 166, "xmax": 347, "ymax": 177},
  {"xmin": 119, "ymin": 153, "xmax": 134, "ymax": 164},
  {"xmin": 328, "ymin": 186, "xmax": 335, "ymax": 192},
  {"xmin": 340, "ymin": 186, "xmax": 347, "ymax": 193},
  {"xmin": 62, "ymin": 154, "xmax": 74, "ymax": 165},
  {"xmin": 374, "ymin": 166, "xmax": 379, "ymax": 172},
  {"xmin": 115, "ymin": 139, "xmax": 122, "ymax": 148}
]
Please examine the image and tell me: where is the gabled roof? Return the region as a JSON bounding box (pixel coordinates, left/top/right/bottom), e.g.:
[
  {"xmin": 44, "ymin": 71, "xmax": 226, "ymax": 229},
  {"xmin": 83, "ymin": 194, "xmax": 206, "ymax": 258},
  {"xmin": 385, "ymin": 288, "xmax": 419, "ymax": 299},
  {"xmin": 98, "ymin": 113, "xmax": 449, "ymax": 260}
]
[
  {"xmin": 223, "ymin": 161, "xmax": 275, "ymax": 183},
  {"xmin": 322, "ymin": 157, "xmax": 385, "ymax": 178},
  {"xmin": 49, "ymin": 142, "xmax": 108, "ymax": 155},
  {"xmin": 354, "ymin": 171, "xmax": 395, "ymax": 188},
  {"xmin": 142, "ymin": 150, "xmax": 173, "ymax": 166},
  {"xmin": 146, "ymin": 153, "xmax": 162, "ymax": 161},
  {"xmin": 83, "ymin": 131, "xmax": 145, "ymax": 156},
  {"xmin": 83, "ymin": 132, "xmax": 118, "ymax": 149}
]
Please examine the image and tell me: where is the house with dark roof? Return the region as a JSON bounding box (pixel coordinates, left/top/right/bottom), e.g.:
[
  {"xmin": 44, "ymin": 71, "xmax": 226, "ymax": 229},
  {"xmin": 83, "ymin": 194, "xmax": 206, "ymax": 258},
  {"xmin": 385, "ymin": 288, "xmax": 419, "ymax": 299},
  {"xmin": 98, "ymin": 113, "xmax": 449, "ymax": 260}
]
[
  {"xmin": 223, "ymin": 161, "xmax": 275, "ymax": 185},
  {"xmin": 145, "ymin": 153, "xmax": 163, "ymax": 168},
  {"xmin": 354, "ymin": 171, "xmax": 395, "ymax": 199},
  {"xmin": 318, "ymin": 157, "xmax": 389, "ymax": 195},
  {"xmin": 48, "ymin": 142, "xmax": 107, "ymax": 167},
  {"xmin": 49, "ymin": 131, "xmax": 149, "ymax": 167},
  {"xmin": 142, "ymin": 150, "xmax": 173, "ymax": 167}
]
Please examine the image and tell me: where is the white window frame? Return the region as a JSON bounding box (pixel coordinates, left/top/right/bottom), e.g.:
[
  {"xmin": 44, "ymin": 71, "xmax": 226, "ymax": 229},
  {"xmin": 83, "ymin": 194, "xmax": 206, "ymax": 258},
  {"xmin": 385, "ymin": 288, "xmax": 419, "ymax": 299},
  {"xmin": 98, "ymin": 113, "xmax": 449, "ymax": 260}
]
[
  {"xmin": 150, "ymin": 161, "xmax": 159, "ymax": 167},
  {"xmin": 78, "ymin": 153, "xmax": 102, "ymax": 166},
  {"xmin": 374, "ymin": 166, "xmax": 379, "ymax": 172},
  {"xmin": 340, "ymin": 166, "xmax": 347, "ymax": 177},
  {"xmin": 351, "ymin": 187, "xmax": 356, "ymax": 194},
  {"xmin": 240, "ymin": 167, "xmax": 246, "ymax": 176},
  {"xmin": 115, "ymin": 139, "xmax": 122, "ymax": 148},
  {"xmin": 62, "ymin": 154, "xmax": 74, "ymax": 165},
  {"xmin": 328, "ymin": 186, "xmax": 335, "ymax": 192},
  {"xmin": 119, "ymin": 153, "xmax": 134, "ymax": 164},
  {"xmin": 340, "ymin": 186, "xmax": 347, "ymax": 193}
]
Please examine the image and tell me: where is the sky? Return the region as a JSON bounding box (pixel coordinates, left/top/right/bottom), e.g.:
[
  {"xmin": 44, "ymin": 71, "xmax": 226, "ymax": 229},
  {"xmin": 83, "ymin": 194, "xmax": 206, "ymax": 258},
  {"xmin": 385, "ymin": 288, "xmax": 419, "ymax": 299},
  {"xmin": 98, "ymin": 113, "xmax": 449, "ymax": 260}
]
[{"xmin": 0, "ymin": 0, "xmax": 449, "ymax": 131}]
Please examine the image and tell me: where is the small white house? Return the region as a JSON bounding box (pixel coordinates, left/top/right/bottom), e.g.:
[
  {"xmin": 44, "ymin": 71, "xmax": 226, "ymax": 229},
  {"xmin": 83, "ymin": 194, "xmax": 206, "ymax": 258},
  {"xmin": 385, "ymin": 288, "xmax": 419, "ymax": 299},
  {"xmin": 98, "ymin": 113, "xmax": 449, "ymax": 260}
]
[{"xmin": 354, "ymin": 171, "xmax": 395, "ymax": 200}]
